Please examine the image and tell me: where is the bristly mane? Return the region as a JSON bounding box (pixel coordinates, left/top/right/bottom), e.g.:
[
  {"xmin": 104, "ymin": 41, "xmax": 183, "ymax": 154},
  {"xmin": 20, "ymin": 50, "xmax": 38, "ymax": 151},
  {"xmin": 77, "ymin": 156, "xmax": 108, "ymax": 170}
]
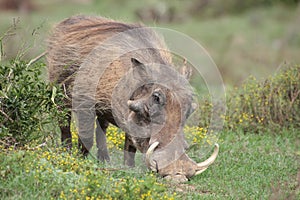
[{"xmin": 47, "ymin": 15, "xmax": 171, "ymax": 84}]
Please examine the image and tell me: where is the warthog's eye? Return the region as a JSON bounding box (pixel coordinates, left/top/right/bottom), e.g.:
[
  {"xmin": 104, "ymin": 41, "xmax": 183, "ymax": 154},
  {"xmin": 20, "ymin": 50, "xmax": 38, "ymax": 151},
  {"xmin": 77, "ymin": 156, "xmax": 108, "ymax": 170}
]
[
  {"xmin": 152, "ymin": 92, "xmax": 161, "ymax": 104},
  {"xmin": 149, "ymin": 90, "xmax": 166, "ymax": 123},
  {"xmin": 152, "ymin": 91, "xmax": 166, "ymax": 105}
]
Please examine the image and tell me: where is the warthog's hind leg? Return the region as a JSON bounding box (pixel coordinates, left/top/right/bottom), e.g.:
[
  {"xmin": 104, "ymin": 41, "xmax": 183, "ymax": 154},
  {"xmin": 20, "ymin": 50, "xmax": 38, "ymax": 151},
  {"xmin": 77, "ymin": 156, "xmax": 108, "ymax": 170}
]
[{"xmin": 60, "ymin": 112, "xmax": 72, "ymax": 150}]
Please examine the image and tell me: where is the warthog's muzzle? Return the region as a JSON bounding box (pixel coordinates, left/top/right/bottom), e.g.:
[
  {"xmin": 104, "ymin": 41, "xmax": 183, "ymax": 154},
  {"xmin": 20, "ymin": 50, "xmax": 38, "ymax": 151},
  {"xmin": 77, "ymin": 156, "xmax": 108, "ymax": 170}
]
[{"xmin": 145, "ymin": 142, "xmax": 219, "ymax": 182}]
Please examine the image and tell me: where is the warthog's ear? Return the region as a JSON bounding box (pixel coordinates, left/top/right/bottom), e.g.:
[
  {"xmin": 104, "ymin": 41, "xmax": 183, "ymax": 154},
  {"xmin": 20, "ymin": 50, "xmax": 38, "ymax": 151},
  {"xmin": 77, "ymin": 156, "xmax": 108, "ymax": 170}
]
[
  {"xmin": 180, "ymin": 58, "xmax": 192, "ymax": 80},
  {"xmin": 131, "ymin": 58, "xmax": 143, "ymax": 67},
  {"xmin": 131, "ymin": 58, "xmax": 148, "ymax": 80}
]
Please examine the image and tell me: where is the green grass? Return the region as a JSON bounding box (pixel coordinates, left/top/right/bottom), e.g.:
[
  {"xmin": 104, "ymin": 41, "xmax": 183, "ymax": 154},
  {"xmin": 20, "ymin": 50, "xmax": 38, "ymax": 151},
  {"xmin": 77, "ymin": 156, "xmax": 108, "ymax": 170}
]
[
  {"xmin": 186, "ymin": 129, "xmax": 300, "ymax": 199},
  {"xmin": 1, "ymin": 129, "xmax": 299, "ymax": 199},
  {"xmin": 0, "ymin": 146, "xmax": 176, "ymax": 200}
]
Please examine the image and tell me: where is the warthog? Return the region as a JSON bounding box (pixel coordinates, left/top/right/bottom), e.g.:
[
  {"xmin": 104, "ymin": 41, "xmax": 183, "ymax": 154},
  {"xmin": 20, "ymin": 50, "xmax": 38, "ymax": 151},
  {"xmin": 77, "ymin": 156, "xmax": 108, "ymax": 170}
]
[{"xmin": 47, "ymin": 15, "xmax": 219, "ymax": 182}]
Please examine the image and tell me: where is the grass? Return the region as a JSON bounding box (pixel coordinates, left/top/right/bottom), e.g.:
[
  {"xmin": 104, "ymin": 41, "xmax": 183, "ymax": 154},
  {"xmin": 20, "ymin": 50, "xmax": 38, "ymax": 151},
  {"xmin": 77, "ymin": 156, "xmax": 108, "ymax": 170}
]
[
  {"xmin": 0, "ymin": 144, "xmax": 176, "ymax": 200},
  {"xmin": 0, "ymin": 128, "xmax": 299, "ymax": 199},
  {"xmin": 187, "ymin": 128, "xmax": 300, "ymax": 199}
]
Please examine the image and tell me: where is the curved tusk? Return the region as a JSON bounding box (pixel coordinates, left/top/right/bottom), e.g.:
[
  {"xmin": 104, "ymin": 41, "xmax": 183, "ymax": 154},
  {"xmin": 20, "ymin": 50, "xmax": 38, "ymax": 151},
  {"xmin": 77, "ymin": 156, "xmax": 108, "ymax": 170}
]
[
  {"xmin": 197, "ymin": 143, "xmax": 219, "ymax": 170},
  {"xmin": 195, "ymin": 167, "xmax": 208, "ymax": 175},
  {"xmin": 145, "ymin": 141, "xmax": 159, "ymax": 171}
]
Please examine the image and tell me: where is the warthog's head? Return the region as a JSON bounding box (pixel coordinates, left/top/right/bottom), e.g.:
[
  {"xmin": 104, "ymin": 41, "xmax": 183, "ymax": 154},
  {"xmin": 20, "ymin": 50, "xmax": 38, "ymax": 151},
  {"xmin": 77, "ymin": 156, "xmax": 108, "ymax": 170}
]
[{"xmin": 124, "ymin": 58, "xmax": 219, "ymax": 182}]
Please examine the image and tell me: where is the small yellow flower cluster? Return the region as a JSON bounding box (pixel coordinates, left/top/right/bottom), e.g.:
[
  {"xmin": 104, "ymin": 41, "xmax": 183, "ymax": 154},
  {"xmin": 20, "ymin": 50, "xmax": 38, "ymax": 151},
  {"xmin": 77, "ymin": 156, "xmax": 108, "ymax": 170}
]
[
  {"xmin": 70, "ymin": 124, "xmax": 125, "ymax": 151},
  {"xmin": 184, "ymin": 126, "xmax": 207, "ymax": 144},
  {"xmin": 141, "ymin": 190, "xmax": 152, "ymax": 199},
  {"xmin": 70, "ymin": 122, "xmax": 79, "ymax": 145},
  {"xmin": 106, "ymin": 126, "xmax": 125, "ymax": 150},
  {"xmin": 36, "ymin": 148, "xmax": 90, "ymax": 175},
  {"xmin": 1, "ymin": 137, "xmax": 177, "ymax": 200},
  {"xmin": 109, "ymin": 175, "xmax": 176, "ymax": 200}
]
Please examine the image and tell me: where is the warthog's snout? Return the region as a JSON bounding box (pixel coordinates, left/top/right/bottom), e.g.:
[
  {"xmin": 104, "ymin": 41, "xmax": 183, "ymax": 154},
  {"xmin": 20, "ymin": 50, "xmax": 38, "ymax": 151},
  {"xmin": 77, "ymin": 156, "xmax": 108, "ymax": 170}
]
[{"xmin": 146, "ymin": 142, "xmax": 219, "ymax": 182}]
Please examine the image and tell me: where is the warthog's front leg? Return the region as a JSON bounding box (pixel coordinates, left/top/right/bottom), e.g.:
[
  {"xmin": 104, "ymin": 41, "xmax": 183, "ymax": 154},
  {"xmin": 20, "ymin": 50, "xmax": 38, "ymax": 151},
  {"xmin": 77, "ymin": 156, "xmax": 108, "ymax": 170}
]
[
  {"xmin": 76, "ymin": 108, "xmax": 95, "ymax": 157},
  {"xmin": 124, "ymin": 133, "xmax": 137, "ymax": 167},
  {"xmin": 96, "ymin": 117, "xmax": 110, "ymax": 162}
]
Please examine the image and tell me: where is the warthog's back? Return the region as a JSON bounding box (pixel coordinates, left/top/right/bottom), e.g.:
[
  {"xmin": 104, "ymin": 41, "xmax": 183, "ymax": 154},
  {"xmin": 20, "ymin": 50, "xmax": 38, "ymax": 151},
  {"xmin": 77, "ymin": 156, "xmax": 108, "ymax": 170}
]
[{"xmin": 47, "ymin": 15, "xmax": 172, "ymax": 110}]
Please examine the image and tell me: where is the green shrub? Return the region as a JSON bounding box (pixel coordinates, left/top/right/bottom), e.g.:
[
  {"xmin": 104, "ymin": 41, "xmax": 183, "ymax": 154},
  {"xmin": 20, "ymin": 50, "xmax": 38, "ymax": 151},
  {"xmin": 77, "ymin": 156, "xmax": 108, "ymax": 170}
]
[
  {"xmin": 226, "ymin": 64, "xmax": 300, "ymax": 132},
  {"xmin": 0, "ymin": 59, "xmax": 67, "ymax": 146},
  {"xmin": 196, "ymin": 64, "xmax": 300, "ymax": 133}
]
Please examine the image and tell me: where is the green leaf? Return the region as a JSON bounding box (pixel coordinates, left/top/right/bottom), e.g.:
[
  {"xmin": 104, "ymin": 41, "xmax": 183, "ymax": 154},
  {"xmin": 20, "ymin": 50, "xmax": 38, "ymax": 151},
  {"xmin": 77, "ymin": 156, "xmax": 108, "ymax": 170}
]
[
  {"xmin": 51, "ymin": 86, "xmax": 57, "ymax": 105},
  {"xmin": 0, "ymin": 90, "xmax": 8, "ymax": 98}
]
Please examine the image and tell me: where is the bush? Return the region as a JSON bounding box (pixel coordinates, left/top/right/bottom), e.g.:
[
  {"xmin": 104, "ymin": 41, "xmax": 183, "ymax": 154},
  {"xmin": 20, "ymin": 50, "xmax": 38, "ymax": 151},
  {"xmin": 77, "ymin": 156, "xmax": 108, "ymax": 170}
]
[
  {"xmin": 0, "ymin": 59, "xmax": 67, "ymax": 146},
  {"xmin": 226, "ymin": 64, "xmax": 300, "ymax": 132},
  {"xmin": 196, "ymin": 64, "xmax": 300, "ymax": 133}
]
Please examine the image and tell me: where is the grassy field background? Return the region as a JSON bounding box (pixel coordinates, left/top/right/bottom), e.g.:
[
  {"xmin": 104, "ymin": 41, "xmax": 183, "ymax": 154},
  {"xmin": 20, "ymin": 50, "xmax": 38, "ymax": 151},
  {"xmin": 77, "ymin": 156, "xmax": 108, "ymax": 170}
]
[
  {"xmin": 0, "ymin": 0, "xmax": 299, "ymax": 84},
  {"xmin": 0, "ymin": 0, "xmax": 299, "ymax": 199}
]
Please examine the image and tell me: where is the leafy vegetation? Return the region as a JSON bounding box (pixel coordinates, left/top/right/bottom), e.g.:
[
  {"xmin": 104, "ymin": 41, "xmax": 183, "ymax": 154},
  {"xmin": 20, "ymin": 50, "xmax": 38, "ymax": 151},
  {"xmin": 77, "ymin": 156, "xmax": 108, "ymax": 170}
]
[
  {"xmin": 0, "ymin": 146, "xmax": 176, "ymax": 200},
  {"xmin": 226, "ymin": 64, "xmax": 300, "ymax": 132},
  {"xmin": 0, "ymin": 59, "xmax": 67, "ymax": 146},
  {"xmin": 197, "ymin": 64, "xmax": 300, "ymax": 133}
]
